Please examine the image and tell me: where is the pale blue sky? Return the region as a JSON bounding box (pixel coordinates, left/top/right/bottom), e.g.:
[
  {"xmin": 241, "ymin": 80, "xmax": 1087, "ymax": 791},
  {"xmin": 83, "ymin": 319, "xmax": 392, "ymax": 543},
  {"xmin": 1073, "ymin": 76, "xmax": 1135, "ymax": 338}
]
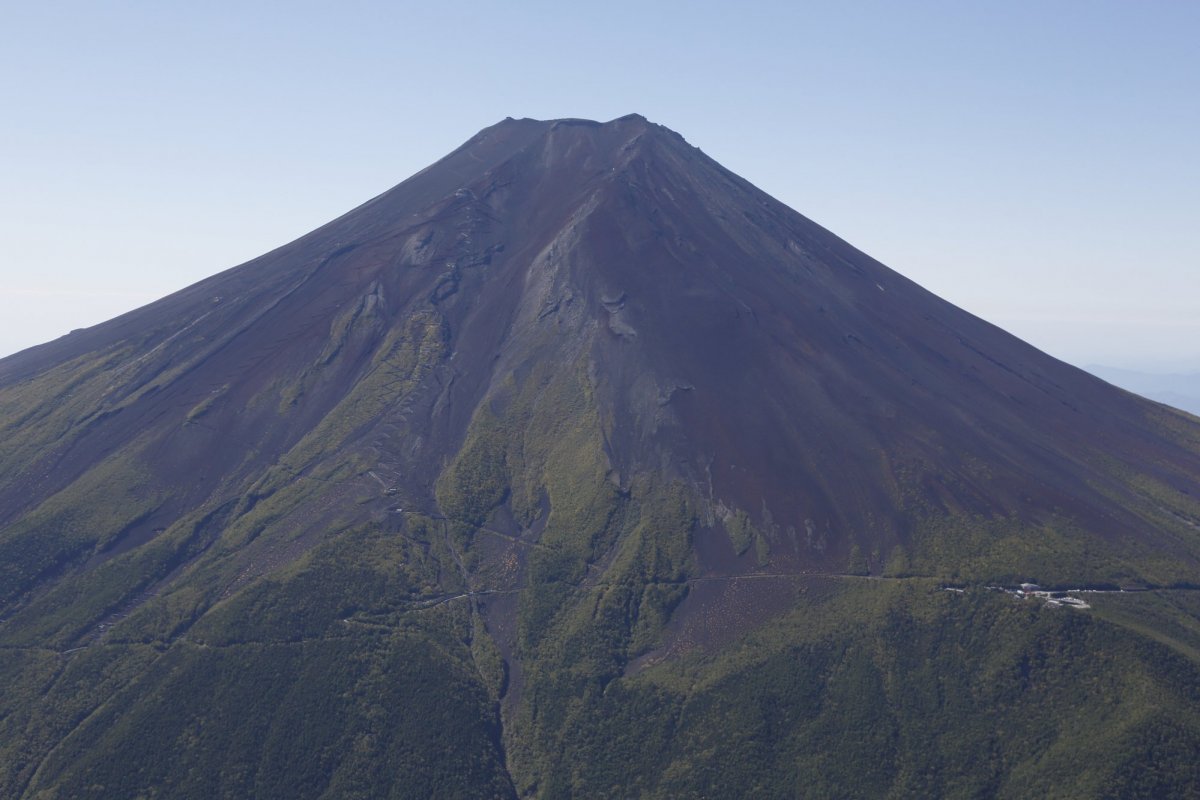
[{"xmin": 2, "ymin": 1, "xmax": 1197, "ymax": 367}]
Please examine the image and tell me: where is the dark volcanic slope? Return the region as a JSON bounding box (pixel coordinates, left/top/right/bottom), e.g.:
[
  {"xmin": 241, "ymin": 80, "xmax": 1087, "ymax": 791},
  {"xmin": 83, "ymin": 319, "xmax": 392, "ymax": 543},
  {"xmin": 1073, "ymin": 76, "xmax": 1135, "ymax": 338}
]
[
  {"xmin": 4, "ymin": 114, "xmax": 1198, "ymax": 579},
  {"xmin": 2, "ymin": 115, "xmax": 1200, "ymax": 798}
]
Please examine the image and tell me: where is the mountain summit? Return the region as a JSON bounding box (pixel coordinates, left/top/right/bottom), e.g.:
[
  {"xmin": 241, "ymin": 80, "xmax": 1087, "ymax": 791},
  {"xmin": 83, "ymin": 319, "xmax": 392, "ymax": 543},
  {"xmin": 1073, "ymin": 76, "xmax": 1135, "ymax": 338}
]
[{"xmin": 2, "ymin": 116, "xmax": 1199, "ymax": 798}]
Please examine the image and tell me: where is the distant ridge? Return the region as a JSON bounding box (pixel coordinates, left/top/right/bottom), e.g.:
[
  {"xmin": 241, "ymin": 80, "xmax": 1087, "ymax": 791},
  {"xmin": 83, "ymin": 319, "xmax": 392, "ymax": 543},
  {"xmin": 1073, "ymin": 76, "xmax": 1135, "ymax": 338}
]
[{"xmin": 1087, "ymin": 363, "xmax": 1200, "ymax": 416}]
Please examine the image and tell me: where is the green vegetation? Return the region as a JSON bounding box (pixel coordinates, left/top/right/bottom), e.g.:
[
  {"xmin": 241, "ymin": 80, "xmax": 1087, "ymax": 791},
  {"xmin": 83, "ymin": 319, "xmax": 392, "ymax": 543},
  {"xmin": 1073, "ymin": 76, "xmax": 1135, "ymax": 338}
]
[
  {"xmin": 513, "ymin": 582, "xmax": 1200, "ymax": 798},
  {"xmin": 0, "ymin": 446, "xmax": 165, "ymax": 613},
  {"xmin": 3, "ymin": 388, "xmax": 1200, "ymax": 798},
  {"xmin": 23, "ymin": 634, "xmax": 512, "ymax": 799},
  {"xmin": 0, "ymin": 644, "xmax": 162, "ymax": 798},
  {"xmin": 845, "ymin": 543, "xmax": 869, "ymax": 575},
  {"xmin": 271, "ymin": 308, "xmax": 448, "ymax": 470},
  {"xmin": 882, "ymin": 448, "xmax": 1200, "ymax": 588},
  {"xmin": 4, "ymin": 297, "xmax": 1200, "ymax": 798},
  {"xmin": 723, "ymin": 507, "xmax": 758, "ymax": 556},
  {"xmin": 184, "ymin": 523, "xmax": 443, "ymax": 646},
  {"xmin": 5, "ymin": 351, "xmax": 1200, "ymax": 799},
  {"xmin": 0, "ymin": 345, "xmax": 136, "ymax": 479},
  {"xmin": 184, "ymin": 384, "xmax": 229, "ymax": 425},
  {"xmin": 0, "ymin": 516, "xmax": 513, "ymax": 799},
  {"xmin": 437, "ymin": 405, "xmax": 510, "ymax": 530}
]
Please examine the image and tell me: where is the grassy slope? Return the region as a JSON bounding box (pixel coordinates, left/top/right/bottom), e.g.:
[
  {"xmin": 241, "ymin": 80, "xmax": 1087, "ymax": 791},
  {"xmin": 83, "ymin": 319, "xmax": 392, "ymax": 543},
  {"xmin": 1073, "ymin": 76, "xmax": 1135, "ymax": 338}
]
[
  {"xmin": 0, "ymin": 306, "xmax": 522, "ymax": 798},
  {"xmin": 521, "ymin": 582, "xmax": 1200, "ymax": 799},
  {"xmin": 3, "ymin": 333, "xmax": 1200, "ymax": 796},
  {"xmin": 1, "ymin": 524, "xmax": 513, "ymax": 799},
  {"xmin": 429, "ymin": 362, "xmax": 1200, "ymax": 798}
]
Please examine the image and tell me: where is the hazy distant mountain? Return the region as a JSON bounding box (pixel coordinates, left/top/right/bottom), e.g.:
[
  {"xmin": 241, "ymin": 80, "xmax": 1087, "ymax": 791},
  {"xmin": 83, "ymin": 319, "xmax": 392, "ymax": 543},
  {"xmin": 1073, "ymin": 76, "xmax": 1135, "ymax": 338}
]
[
  {"xmin": 2, "ymin": 115, "xmax": 1199, "ymax": 798},
  {"xmin": 1087, "ymin": 364, "xmax": 1200, "ymax": 416}
]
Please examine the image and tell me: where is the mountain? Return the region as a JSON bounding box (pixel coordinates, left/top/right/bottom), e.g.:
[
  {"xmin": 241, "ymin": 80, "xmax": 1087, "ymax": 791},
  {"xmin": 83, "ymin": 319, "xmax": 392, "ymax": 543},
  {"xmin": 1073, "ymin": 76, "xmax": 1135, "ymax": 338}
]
[
  {"xmin": 2, "ymin": 115, "xmax": 1199, "ymax": 798},
  {"xmin": 1087, "ymin": 364, "xmax": 1200, "ymax": 417}
]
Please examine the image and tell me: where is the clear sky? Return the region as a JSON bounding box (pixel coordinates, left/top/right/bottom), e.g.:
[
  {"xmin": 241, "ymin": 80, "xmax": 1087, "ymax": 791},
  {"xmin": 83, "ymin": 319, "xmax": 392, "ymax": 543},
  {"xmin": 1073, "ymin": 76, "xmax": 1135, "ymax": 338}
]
[{"xmin": 2, "ymin": 1, "xmax": 1197, "ymax": 368}]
